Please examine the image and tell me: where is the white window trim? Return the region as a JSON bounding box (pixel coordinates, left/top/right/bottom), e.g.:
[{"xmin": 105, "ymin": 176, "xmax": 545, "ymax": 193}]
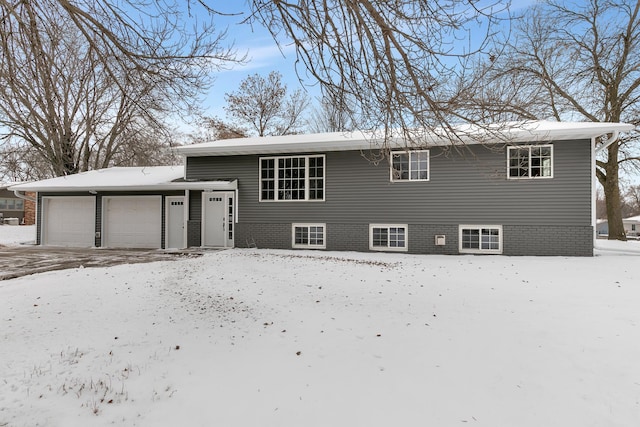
[
  {"xmin": 259, "ymin": 154, "xmax": 326, "ymax": 202},
  {"xmin": 369, "ymin": 224, "xmax": 408, "ymax": 252},
  {"xmin": 458, "ymin": 225, "xmax": 503, "ymax": 254},
  {"xmin": 292, "ymin": 223, "xmax": 326, "ymax": 249},
  {"xmin": 390, "ymin": 150, "xmax": 430, "ymax": 182},
  {"xmin": 0, "ymin": 197, "xmax": 24, "ymax": 210},
  {"xmin": 507, "ymin": 144, "xmax": 554, "ymax": 180}
]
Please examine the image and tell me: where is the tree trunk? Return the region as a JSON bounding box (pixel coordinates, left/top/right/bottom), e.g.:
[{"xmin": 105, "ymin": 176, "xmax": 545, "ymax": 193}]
[{"xmin": 604, "ymin": 144, "xmax": 627, "ymax": 241}]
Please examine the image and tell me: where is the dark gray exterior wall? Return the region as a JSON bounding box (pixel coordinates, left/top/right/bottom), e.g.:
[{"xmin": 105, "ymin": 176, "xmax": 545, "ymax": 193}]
[
  {"xmin": 187, "ymin": 190, "xmax": 203, "ymax": 247},
  {"xmin": 185, "ymin": 140, "xmax": 594, "ymax": 256},
  {"xmin": 232, "ymin": 223, "xmax": 592, "ymax": 256}
]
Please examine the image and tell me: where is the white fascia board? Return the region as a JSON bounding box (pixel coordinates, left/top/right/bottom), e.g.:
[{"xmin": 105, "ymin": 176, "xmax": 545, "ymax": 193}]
[
  {"xmin": 8, "ymin": 181, "xmax": 237, "ymax": 193},
  {"xmin": 178, "ymin": 136, "xmax": 380, "ymax": 157},
  {"xmin": 176, "ymin": 122, "xmax": 635, "ymax": 157}
]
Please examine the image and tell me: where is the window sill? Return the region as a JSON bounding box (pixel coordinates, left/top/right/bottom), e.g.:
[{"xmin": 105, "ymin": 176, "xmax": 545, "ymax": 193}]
[{"xmin": 369, "ymin": 246, "xmax": 408, "ymax": 252}]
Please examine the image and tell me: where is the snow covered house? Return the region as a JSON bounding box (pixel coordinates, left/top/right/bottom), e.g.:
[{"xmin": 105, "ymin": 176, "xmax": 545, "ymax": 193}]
[
  {"xmin": 9, "ymin": 121, "xmax": 634, "ymax": 256},
  {"xmin": 1, "ymin": 183, "xmax": 26, "ymax": 224},
  {"xmin": 623, "ymin": 215, "xmax": 640, "ymax": 238}
]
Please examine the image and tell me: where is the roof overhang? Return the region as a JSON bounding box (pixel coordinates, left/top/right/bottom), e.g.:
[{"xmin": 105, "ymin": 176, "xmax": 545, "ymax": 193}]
[
  {"xmin": 10, "ymin": 181, "xmax": 237, "ymax": 193},
  {"xmin": 176, "ymin": 121, "xmax": 635, "ymax": 157},
  {"xmin": 7, "ymin": 166, "xmax": 238, "ymax": 193}
]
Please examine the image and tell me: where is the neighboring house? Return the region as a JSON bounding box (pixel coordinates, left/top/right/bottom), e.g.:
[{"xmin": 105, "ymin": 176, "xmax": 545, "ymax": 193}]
[
  {"xmin": 0, "ymin": 184, "xmax": 26, "ymax": 223},
  {"xmin": 10, "ymin": 121, "xmax": 634, "ymax": 256},
  {"xmin": 623, "ymin": 215, "xmax": 640, "ymax": 237},
  {"xmin": 596, "ymin": 219, "xmax": 609, "ymax": 237}
]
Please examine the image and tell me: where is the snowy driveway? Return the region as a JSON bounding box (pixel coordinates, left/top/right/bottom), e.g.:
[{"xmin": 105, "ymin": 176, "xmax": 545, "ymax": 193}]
[{"xmin": 0, "ymin": 245, "xmax": 202, "ymax": 280}]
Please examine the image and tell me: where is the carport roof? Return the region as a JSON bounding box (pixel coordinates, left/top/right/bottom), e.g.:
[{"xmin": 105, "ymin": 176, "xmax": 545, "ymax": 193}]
[{"xmin": 8, "ymin": 166, "xmax": 237, "ymax": 192}]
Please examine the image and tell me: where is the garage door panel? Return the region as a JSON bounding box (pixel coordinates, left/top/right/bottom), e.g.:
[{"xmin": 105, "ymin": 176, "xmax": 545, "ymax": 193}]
[
  {"xmin": 103, "ymin": 196, "xmax": 162, "ymax": 248},
  {"xmin": 43, "ymin": 197, "xmax": 95, "ymax": 247}
]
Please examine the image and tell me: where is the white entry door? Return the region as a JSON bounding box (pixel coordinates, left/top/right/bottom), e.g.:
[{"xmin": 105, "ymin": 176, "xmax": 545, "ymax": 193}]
[
  {"xmin": 202, "ymin": 191, "xmax": 234, "ymax": 247},
  {"xmin": 166, "ymin": 196, "xmax": 185, "ymax": 249}
]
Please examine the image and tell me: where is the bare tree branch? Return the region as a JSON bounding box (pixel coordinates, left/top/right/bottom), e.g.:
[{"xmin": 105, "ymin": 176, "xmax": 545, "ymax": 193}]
[
  {"xmin": 462, "ymin": 0, "xmax": 640, "ymax": 240},
  {"xmin": 224, "ymin": 71, "xmax": 309, "ymax": 137},
  {"xmin": 246, "ymin": 0, "xmax": 508, "ymax": 145},
  {"xmin": 0, "ymin": 1, "xmax": 221, "ymax": 177}
]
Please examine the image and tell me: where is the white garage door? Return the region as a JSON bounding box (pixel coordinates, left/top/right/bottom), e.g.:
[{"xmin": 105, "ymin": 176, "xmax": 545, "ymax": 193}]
[
  {"xmin": 42, "ymin": 196, "xmax": 96, "ymax": 247},
  {"xmin": 103, "ymin": 196, "xmax": 162, "ymax": 248}
]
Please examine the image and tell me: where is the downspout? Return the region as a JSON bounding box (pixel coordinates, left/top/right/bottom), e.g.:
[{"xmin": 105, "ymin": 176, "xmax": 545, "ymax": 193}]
[
  {"xmin": 13, "ymin": 190, "xmax": 36, "ymax": 202},
  {"xmin": 591, "ymin": 136, "xmax": 598, "ymax": 251},
  {"xmin": 595, "ymin": 131, "xmax": 619, "ymax": 154},
  {"xmin": 592, "ymin": 131, "xmax": 621, "ymax": 250},
  {"xmin": 12, "ymin": 190, "xmax": 36, "ymax": 226}
]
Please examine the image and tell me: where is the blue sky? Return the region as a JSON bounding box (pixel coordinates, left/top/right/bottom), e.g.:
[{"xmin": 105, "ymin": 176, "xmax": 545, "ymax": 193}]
[
  {"xmin": 203, "ymin": 7, "xmax": 316, "ymax": 119},
  {"xmin": 203, "ymin": 0, "xmax": 540, "ymax": 120}
]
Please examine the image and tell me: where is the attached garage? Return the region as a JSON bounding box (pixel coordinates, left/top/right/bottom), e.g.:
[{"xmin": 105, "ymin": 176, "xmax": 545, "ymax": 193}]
[
  {"xmin": 42, "ymin": 196, "xmax": 95, "ymax": 247},
  {"xmin": 102, "ymin": 196, "xmax": 162, "ymax": 248},
  {"xmin": 9, "ymin": 166, "xmax": 236, "ymax": 249}
]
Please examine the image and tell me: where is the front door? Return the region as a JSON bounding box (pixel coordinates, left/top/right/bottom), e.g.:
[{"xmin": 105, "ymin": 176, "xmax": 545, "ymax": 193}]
[
  {"xmin": 202, "ymin": 191, "xmax": 234, "ymax": 247},
  {"xmin": 166, "ymin": 196, "xmax": 185, "ymax": 249}
]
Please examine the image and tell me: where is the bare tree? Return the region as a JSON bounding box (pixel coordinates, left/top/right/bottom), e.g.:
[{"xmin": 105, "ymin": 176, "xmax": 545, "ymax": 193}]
[
  {"xmin": 624, "ymin": 185, "xmax": 640, "ymax": 216},
  {"xmin": 1, "ymin": 1, "xmax": 509, "ymax": 152},
  {"xmin": 308, "ymin": 90, "xmax": 358, "ymax": 133},
  {"xmin": 0, "ymin": 0, "xmax": 237, "ymax": 177},
  {"xmin": 224, "ymin": 71, "xmax": 309, "ymax": 136},
  {"xmin": 595, "ymin": 188, "xmax": 607, "ymax": 220},
  {"xmin": 247, "ymin": 0, "xmax": 507, "ymax": 141},
  {"xmin": 461, "ymin": 0, "xmax": 640, "ymax": 240},
  {"xmin": 187, "ymin": 116, "xmax": 248, "ymax": 144},
  {"xmin": 0, "ymin": 143, "xmax": 51, "ymax": 182}
]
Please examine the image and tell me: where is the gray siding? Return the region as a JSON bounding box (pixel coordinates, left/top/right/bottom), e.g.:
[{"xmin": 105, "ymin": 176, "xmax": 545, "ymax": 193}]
[
  {"xmin": 187, "ymin": 190, "xmax": 203, "ymax": 246},
  {"xmin": 186, "ymin": 140, "xmax": 592, "ymax": 226},
  {"xmin": 186, "ymin": 140, "xmax": 594, "ymax": 256}
]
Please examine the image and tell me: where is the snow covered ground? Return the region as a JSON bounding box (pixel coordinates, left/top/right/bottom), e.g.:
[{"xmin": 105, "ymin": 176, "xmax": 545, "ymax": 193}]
[
  {"xmin": 0, "ymin": 224, "xmax": 36, "ymax": 247},
  {"xmin": 1, "ymin": 226, "xmax": 639, "ymax": 427}
]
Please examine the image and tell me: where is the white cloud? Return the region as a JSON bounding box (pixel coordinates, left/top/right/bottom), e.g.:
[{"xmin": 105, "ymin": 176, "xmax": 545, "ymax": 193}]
[{"xmin": 222, "ymin": 39, "xmax": 298, "ymax": 73}]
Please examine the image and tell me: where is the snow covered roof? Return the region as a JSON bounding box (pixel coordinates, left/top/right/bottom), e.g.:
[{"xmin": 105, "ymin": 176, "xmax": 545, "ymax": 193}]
[
  {"xmin": 1, "ymin": 182, "xmax": 18, "ymax": 189},
  {"xmin": 8, "ymin": 166, "xmax": 236, "ymax": 192},
  {"xmin": 176, "ymin": 121, "xmax": 635, "ymax": 157},
  {"xmin": 623, "ymin": 215, "xmax": 640, "ymax": 222}
]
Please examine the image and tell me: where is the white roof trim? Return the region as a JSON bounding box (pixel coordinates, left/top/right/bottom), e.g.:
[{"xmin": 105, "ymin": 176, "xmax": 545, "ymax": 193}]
[
  {"xmin": 8, "ymin": 182, "xmax": 237, "ymax": 193},
  {"xmin": 176, "ymin": 121, "xmax": 634, "ymax": 157},
  {"xmin": 7, "ymin": 166, "xmax": 237, "ymax": 192}
]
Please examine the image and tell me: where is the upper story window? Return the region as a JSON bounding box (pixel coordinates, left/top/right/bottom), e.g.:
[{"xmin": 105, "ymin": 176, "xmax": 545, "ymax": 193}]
[
  {"xmin": 391, "ymin": 150, "xmax": 429, "ymax": 181},
  {"xmin": 260, "ymin": 155, "xmax": 325, "ymax": 201},
  {"xmin": 508, "ymin": 145, "xmax": 553, "ymax": 179}
]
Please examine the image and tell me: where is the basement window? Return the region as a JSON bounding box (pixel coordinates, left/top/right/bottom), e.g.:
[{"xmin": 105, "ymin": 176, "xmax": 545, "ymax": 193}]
[
  {"xmin": 459, "ymin": 225, "xmax": 503, "ymax": 254},
  {"xmin": 369, "ymin": 224, "xmax": 408, "ymax": 252},
  {"xmin": 292, "ymin": 223, "xmax": 326, "ymax": 249}
]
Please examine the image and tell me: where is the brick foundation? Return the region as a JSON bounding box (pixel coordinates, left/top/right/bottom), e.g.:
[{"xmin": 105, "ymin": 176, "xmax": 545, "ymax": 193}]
[{"xmin": 231, "ymin": 222, "xmax": 594, "ymax": 256}]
